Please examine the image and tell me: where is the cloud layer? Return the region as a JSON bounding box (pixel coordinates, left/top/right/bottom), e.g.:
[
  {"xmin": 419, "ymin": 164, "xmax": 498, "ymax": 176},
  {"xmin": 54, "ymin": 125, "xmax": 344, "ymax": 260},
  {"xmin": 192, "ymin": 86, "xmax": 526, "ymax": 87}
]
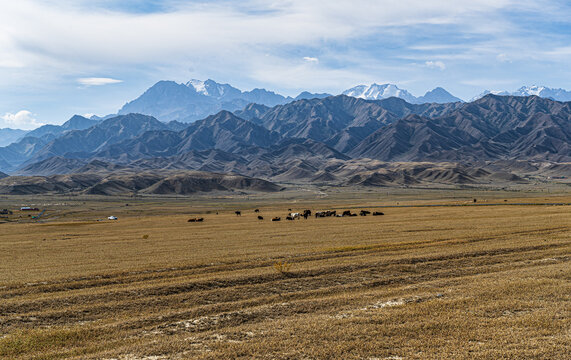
[
  {"xmin": 1, "ymin": 1, "xmax": 571, "ymax": 125},
  {"xmin": 77, "ymin": 77, "xmax": 123, "ymax": 86}
]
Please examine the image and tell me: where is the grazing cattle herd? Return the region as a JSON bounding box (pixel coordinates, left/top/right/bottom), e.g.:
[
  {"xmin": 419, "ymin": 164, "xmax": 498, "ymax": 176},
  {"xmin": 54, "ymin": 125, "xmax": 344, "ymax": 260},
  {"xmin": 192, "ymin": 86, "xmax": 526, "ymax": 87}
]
[{"xmin": 189, "ymin": 208, "xmax": 384, "ymax": 223}]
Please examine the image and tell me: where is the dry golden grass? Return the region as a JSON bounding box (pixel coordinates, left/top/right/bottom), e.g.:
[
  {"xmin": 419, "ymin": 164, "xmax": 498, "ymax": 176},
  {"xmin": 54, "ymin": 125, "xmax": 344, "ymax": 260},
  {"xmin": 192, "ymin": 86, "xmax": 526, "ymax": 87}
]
[{"xmin": 0, "ymin": 189, "xmax": 569, "ymax": 359}]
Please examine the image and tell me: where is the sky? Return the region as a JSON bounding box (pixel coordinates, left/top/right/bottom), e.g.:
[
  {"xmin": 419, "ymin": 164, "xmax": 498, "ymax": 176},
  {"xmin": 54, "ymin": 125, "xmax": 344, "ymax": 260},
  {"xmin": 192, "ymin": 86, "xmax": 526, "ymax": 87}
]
[{"xmin": 1, "ymin": 0, "xmax": 571, "ymax": 129}]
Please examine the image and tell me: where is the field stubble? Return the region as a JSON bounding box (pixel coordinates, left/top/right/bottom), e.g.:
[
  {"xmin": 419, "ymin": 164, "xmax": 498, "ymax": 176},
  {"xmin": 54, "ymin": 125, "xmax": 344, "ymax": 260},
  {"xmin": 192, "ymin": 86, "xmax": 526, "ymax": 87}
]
[{"xmin": 0, "ymin": 190, "xmax": 569, "ymax": 359}]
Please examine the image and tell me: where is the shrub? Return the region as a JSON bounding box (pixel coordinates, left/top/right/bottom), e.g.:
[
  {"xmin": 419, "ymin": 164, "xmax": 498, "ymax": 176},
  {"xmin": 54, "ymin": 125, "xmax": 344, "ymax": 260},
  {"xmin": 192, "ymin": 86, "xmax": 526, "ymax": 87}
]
[{"xmin": 273, "ymin": 261, "xmax": 292, "ymax": 274}]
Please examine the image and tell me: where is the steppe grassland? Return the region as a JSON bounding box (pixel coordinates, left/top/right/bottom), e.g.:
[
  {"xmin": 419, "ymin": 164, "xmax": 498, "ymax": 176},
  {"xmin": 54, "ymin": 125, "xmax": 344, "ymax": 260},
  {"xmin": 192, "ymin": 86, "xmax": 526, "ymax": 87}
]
[{"xmin": 0, "ymin": 189, "xmax": 569, "ymax": 359}]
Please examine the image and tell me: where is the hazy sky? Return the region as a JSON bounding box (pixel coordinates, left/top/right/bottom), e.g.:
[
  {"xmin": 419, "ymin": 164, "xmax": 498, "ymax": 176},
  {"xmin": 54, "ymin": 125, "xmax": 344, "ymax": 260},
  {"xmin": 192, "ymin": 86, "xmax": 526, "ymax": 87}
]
[{"xmin": 1, "ymin": 0, "xmax": 571, "ymax": 128}]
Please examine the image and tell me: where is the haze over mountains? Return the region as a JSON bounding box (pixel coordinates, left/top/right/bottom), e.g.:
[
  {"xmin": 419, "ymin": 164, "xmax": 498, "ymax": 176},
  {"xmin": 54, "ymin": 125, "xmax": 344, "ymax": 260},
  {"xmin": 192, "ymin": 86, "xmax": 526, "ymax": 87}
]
[{"xmin": 0, "ymin": 129, "xmax": 28, "ymax": 147}]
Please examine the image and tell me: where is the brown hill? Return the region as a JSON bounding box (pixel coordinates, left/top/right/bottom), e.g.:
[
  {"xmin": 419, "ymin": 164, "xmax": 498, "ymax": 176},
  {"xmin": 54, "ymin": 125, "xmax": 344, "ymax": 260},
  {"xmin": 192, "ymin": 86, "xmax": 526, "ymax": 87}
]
[{"xmin": 0, "ymin": 170, "xmax": 281, "ymax": 196}]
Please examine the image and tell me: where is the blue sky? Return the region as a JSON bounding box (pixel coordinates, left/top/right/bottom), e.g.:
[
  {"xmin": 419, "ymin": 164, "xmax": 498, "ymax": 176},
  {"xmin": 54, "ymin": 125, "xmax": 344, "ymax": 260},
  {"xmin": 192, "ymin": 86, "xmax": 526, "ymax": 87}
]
[{"xmin": 1, "ymin": 0, "xmax": 571, "ymax": 128}]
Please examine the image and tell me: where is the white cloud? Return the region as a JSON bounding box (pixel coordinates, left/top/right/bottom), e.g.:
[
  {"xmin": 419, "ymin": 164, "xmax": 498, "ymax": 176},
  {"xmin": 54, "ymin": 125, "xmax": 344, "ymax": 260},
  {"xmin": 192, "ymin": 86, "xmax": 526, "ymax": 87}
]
[
  {"xmin": 424, "ymin": 61, "xmax": 446, "ymax": 70},
  {"xmin": 0, "ymin": 0, "xmax": 520, "ymax": 71},
  {"xmin": 496, "ymin": 53, "xmax": 511, "ymax": 63},
  {"xmin": 77, "ymin": 77, "xmax": 123, "ymax": 86},
  {"xmin": 0, "ymin": 0, "xmax": 570, "ymax": 120},
  {"xmin": 1, "ymin": 110, "xmax": 44, "ymax": 130},
  {"xmin": 0, "ymin": 60, "xmax": 25, "ymax": 68}
]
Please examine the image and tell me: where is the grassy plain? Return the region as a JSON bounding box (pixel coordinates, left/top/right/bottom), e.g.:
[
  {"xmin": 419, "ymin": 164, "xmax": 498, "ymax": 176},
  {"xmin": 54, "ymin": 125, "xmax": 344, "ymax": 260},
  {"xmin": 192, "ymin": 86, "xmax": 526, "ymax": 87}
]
[{"xmin": 0, "ymin": 187, "xmax": 569, "ymax": 359}]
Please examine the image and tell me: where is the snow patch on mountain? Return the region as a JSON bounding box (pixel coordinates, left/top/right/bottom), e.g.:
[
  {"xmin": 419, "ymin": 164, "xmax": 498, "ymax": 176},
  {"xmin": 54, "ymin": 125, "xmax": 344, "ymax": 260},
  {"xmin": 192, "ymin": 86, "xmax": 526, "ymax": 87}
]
[{"xmin": 186, "ymin": 79, "xmax": 208, "ymax": 95}]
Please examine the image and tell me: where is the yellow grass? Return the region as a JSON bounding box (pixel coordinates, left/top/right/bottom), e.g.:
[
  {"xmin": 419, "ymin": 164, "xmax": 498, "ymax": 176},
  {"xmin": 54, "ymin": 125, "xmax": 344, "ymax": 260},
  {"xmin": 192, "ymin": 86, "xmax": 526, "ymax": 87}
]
[{"xmin": 0, "ymin": 189, "xmax": 569, "ymax": 359}]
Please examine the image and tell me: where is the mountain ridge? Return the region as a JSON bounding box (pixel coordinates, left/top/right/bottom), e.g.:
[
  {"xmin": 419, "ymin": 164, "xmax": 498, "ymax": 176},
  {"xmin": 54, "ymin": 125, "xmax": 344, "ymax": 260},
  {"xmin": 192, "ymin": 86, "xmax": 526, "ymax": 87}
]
[
  {"xmin": 471, "ymin": 85, "xmax": 571, "ymax": 102},
  {"xmin": 6, "ymin": 94, "xmax": 571, "ymax": 190}
]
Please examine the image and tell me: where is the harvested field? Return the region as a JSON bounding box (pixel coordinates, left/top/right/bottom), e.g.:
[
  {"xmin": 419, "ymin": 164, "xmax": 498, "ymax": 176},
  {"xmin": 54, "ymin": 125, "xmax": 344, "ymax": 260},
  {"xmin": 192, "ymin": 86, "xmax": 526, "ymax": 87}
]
[{"xmin": 0, "ymin": 190, "xmax": 569, "ymax": 359}]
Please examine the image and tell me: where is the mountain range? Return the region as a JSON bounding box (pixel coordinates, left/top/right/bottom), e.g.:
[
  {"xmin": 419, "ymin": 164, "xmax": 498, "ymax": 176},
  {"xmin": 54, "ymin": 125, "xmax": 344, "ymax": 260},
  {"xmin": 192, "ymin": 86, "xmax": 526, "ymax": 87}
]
[
  {"xmin": 116, "ymin": 79, "xmax": 468, "ymax": 124},
  {"xmin": 471, "ymin": 85, "xmax": 571, "ymax": 102},
  {"xmin": 5, "ymin": 80, "xmax": 570, "ymax": 139},
  {"xmin": 116, "ymin": 79, "xmax": 571, "ymax": 125},
  {"xmin": 342, "ymin": 84, "xmax": 463, "ymax": 104},
  {"xmin": 0, "ymin": 114, "xmax": 188, "ymax": 172},
  {"xmin": 2, "ymin": 81, "xmax": 571, "ymax": 195},
  {"xmin": 0, "ymin": 93, "xmax": 568, "ymax": 194},
  {"xmin": 118, "ymin": 79, "xmax": 332, "ymax": 123}
]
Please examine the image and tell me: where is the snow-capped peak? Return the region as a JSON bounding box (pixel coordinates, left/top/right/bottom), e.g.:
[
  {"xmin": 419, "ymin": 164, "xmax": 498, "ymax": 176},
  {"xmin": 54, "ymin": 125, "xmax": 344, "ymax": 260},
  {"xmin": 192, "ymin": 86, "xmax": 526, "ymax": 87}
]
[
  {"xmin": 342, "ymin": 83, "xmax": 416, "ymax": 102},
  {"xmin": 186, "ymin": 79, "xmax": 208, "ymax": 95},
  {"xmin": 515, "ymin": 85, "xmax": 546, "ymax": 96},
  {"xmin": 185, "ymin": 79, "xmax": 243, "ymax": 99},
  {"xmin": 470, "ymin": 85, "xmax": 571, "ymax": 102}
]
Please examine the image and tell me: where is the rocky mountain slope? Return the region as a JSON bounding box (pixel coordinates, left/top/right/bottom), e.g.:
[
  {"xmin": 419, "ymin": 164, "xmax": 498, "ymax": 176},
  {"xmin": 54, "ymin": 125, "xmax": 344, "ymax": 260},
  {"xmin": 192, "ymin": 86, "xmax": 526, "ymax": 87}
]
[
  {"xmin": 349, "ymin": 95, "xmax": 571, "ymax": 162},
  {"xmin": 0, "ymin": 115, "xmax": 99, "ymax": 172}
]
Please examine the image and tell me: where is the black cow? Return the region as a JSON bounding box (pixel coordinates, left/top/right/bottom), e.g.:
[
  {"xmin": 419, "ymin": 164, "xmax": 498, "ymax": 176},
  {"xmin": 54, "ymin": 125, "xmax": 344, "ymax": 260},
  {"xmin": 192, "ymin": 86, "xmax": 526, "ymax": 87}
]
[
  {"xmin": 373, "ymin": 211, "xmax": 384, "ymax": 216},
  {"xmin": 272, "ymin": 217, "xmax": 281, "ymax": 222},
  {"xmin": 235, "ymin": 211, "xmax": 241, "ymax": 216},
  {"xmin": 254, "ymin": 209, "xmax": 260, "ymax": 213},
  {"xmin": 342, "ymin": 210, "xmax": 352, "ymax": 217},
  {"xmin": 258, "ymin": 215, "xmax": 264, "ymax": 220},
  {"xmin": 360, "ymin": 210, "xmax": 371, "ymax": 216},
  {"xmin": 315, "ymin": 210, "xmax": 336, "ymax": 218}
]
